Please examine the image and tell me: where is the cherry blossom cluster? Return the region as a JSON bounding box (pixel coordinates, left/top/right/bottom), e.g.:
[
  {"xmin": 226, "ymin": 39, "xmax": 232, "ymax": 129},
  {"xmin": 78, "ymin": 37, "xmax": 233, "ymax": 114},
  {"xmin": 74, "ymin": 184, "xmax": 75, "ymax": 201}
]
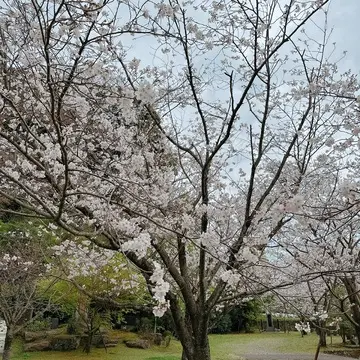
[
  {"xmin": 0, "ymin": 254, "xmax": 33, "ymax": 272},
  {"xmin": 51, "ymin": 239, "xmax": 142, "ymax": 297},
  {"xmin": 52, "ymin": 240, "xmax": 114, "ymax": 279},
  {"xmin": 149, "ymin": 263, "xmax": 170, "ymax": 317},
  {"xmin": 295, "ymin": 322, "xmax": 311, "ymax": 334}
]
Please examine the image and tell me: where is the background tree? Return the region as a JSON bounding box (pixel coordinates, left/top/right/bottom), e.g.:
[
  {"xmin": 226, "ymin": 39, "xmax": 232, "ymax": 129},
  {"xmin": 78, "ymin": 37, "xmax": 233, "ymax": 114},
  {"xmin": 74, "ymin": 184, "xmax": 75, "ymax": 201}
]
[
  {"xmin": 279, "ymin": 210, "xmax": 360, "ymax": 343},
  {"xmin": 49, "ymin": 237, "xmax": 150, "ymax": 352},
  {"xmin": 0, "ymin": 220, "xmax": 56, "ymax": 360}
]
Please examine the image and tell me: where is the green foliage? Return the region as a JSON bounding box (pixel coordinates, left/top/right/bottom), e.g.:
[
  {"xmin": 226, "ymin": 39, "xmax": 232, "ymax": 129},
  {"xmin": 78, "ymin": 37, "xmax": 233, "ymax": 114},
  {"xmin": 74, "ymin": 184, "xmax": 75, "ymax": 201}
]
[
  {"xmin": 211, "ymin": 299, "xmax": 263, "ymax": 333},
  {"xmin": 66, "ymin": 317, "xmax": 83, "ymax": 335},
  {"xmin": 137, "ymin": 317, "xmax": 154, "ymax": 333},
  {"xmin": 213, "ymin": 314, "xmax": 232, "ymax": 334},
  {"xmin": 339, "ymin": 318, "xmax": 355, "ymax": 339},
  {"xmin": 0, "ymin": 219, "xmax": 57, "ymax": 250},
  {"xmin": 154, "ymin": 311, "xmax": 175, "ymax": 334},
  {"xmin": 162, "ymin": 331, "xmax": 172, "ymax": 347},
  {"xmin": 25, "ymin": 320, "xmax": 51, "ymax": 332},
  {"xmin": 0, "ymin": 218, "xmax": 59, "ymax": 337},
  {"xmin": 40, "ymin": 280, "xmax": 79, "ymax": 318}
]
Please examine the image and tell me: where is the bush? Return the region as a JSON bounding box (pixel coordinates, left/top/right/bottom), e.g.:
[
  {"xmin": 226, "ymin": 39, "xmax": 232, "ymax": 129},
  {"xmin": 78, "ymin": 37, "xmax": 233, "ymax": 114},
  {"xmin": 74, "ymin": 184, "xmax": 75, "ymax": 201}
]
[
  {"xmin": 50, "ymin": 334, "xmax": 80, "ymax": 351},
  {"xmin": 137, "ymin": 317, "xmax": 154, "ymax": 333},
  {"xmin": 214, "ymin": 314, "xmax": 232, "ymax": 334},
  {"xmin": 25, "ymin": 319, "xmax": 50, "ymax": 332},
  {"xmin": 163, "ymin": 330, "xmax": 172, "ymax": 347},
  {"xmin": 66, "ymin": 317, "xmax": 82, "ymax": 335}
]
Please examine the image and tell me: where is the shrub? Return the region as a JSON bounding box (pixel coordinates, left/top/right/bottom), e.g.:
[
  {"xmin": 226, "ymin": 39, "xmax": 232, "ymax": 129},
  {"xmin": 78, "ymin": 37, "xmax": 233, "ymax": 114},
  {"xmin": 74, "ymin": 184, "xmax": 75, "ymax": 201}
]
[
  {"xmin": 163, "ymin": 330, "xmax": 172, "ymax": 347},
  {"xmin": 137, "ymin": 317, "xmax": 154, "ymax": 333},
  {"xmin": 66, "ymin": 317, "xmax": 82, "ymax": 335},
  {"xmin": 25, "ymin": 319, "xmax": 50, "ymax": 332},
  {"xmin": 212, "ymin": 314, "xmax": 232, "ymax": 334}
]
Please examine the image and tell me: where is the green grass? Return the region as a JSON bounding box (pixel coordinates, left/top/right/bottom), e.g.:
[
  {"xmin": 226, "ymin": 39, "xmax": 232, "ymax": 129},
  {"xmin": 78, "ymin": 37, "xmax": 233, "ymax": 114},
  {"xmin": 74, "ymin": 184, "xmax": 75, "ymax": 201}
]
[
  {"xmin": 209, "ymin": 332, "xmax": 321, "ymax": 360},
  {"xmin": 145, "ymin": 358, "xmax": 179, "ymax": 360},
  {"xmin": 10, "ymin": 332, "xmax": 183, "ymax": 360},
  {"xmin": 10, "ymin": 331, "xmax": 347, "ymax": 360}
]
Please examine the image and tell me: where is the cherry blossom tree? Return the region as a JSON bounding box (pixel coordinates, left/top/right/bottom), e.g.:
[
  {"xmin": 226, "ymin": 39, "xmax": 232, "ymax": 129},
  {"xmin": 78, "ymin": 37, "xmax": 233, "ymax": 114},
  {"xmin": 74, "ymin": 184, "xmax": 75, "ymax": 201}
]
[
  {"xmin": 275, "ymin": 276, "xmax": 335, "ymax": 345},
  {"xmin": 0, "ymin": 0, "xmax": 359, "ymax": 359},
  {"xmin": 270, "ymin": 148, "xmax": 360, "ymax": 342},
  {"xmin": 0, "ymin": 221, "xmax": 56, "ymax": 360},
  {"xmin": 280, "ymin": 207, "xmax": 360, "ymax": 341}
]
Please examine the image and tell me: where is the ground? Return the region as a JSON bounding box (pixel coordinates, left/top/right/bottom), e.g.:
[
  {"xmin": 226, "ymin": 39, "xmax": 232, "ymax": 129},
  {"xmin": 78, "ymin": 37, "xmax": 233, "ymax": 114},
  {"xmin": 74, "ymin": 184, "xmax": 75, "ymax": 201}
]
[
  {"xmin": 1, "ymin": 330, "xmax": 357, "ymax": 360},
  {"xmin": 209, "ymin": 333, "xmax": 355, "ymax": 360}
]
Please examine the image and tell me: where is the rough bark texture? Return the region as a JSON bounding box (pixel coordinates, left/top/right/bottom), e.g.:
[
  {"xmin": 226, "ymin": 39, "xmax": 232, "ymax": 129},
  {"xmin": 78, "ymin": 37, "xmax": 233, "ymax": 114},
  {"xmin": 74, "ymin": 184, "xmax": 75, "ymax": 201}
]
[
  {"xmin": 176, "ymin": 313, "xmax": 210, "ymax": 360},
  {"xmin": 168, "ymin": 293, "xmax": 211, "ymax": 360},
  {"xmin": 343, "ymin": 276, "xmax": 360, "ymax": 343},
  {"xmin": 180, "ymin": 331, "xmax": 210, "ymax": 360}
]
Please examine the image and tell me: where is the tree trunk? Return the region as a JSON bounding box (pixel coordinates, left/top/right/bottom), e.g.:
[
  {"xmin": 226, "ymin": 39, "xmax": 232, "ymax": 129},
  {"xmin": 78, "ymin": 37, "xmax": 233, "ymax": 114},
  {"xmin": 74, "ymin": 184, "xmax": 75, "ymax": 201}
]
[
  {"xmin": 315, "ymin": 320, "xmax": 326, "ymax": 347},
  {"xmin": 168, "ymin": 295, "xmax": 211, "ymax": 360},
  {"xmin": 194, "ymin": 341, "xmax": 211, "ymax": 360},
  {"xmin": 319, "ymin": 328, "xmax": 326, "ymax": 347},
  {"xmin": 2, "ymin": 328, "xmax": 14, "ymax": 360},
  {"xmin": 354, "ymin": 326, "xmax": 360, "ymax": 345},
  {"xmin": 182, "ymin": 349, "xmax": 188, "ymax": 360},
  {"xmin": 181, "ymin": 333, "xmax": 211, "ymax": 360},
  {"xmin": 314, "ymin": 337, "xmax": 321, "ymax": 360},
  {"xmin": 83, "ymin": 334, "xmax": 92, "ymax": 354},
  {"xmin": 343, "ymin": 277, "xmax": 360, "ymax": 344}
]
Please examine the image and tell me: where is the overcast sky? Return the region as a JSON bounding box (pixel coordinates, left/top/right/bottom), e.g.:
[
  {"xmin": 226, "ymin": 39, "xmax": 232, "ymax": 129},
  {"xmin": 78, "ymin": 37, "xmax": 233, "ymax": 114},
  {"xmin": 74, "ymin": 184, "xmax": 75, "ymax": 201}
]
[
  {"xmin": 122, "ymin": 1, "xmax": 360, "ymax": 84},
  {"xmin": 322, "ymin": 1, "xmax": 360, "ymax": 72}
]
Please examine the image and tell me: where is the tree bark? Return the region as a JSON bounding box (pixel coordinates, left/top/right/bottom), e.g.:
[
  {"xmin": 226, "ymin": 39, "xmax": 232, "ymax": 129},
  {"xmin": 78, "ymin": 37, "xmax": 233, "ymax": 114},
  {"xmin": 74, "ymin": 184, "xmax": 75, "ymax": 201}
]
[
  {"xmin": 314, "ymin": 337, "xmax": 321, "ymax": 360},
  {"xmin": 181, "ymin": 318, "xmax": 211, "ymax": 360},
  {"xmin": 182, "ymin": 349, "xmax": 188, "ymax": 360},
  {"xmin": 342, "ymin": 276, "xmax": 360, "ymax": 344},
  {"xmin": 168, "ymin": 294, "xmax": 211, "ymax": 360},
  {"xmin": 180, "ymin": 330, "xmax": 211, "ymax": 360},
  {"xmin": 319, "ymin": 328, "xmax": 327, "ymax": 347},
  {"xmin": 2, "ymin": 328, "xmax": 14, "ymax": 360},
  {"xmin": 315, "ymin": 320, "xmax": 326, "ymax": 347}
]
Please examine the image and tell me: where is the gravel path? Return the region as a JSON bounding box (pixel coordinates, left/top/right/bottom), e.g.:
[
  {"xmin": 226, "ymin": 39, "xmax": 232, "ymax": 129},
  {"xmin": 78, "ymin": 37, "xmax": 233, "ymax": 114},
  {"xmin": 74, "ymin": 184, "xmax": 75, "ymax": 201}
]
[
  {"xmin": 237, "ymin": 335, "xmax": 356, "ymax": 360},
  {"xmin": 244, "ymin": 353, "xmax": 355, "ymax": 360}
]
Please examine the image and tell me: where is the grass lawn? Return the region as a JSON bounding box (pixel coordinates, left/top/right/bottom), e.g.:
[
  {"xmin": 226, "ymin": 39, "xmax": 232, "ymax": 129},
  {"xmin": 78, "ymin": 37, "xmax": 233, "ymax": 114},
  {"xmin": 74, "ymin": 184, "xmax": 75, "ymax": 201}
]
[
  {"xmin": 9, "ymin": 331, "xmax": 346, "ymax": 360},
  {"xmin": 209, "ymin": 332, "xmax": 342, "ymax": 359}
]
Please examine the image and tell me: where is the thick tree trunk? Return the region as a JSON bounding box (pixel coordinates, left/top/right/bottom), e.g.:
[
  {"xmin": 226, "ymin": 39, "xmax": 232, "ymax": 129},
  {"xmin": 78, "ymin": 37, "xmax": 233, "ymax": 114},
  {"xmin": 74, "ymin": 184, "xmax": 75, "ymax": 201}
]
[
  {"xmin": 194, "ymin": 342, "xmax": 211, "ymax": 360},
  {"xmin": 168, "ymin": 295, "xmax": 211, "ymax": 360},
  {"xmin": 181, "ymin": 333, "xmax": 211, "ymax": 360},
  {"xmin": 2, "ymin": 328, "xmax": 14, "ymax": 360},
  {"xmin": 182, "ymin": 349, "xmax": 188, "ymax": 360},
  {"xmin": 181, "ymin": 321, "xmax": 211, "ymax": 360}
]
